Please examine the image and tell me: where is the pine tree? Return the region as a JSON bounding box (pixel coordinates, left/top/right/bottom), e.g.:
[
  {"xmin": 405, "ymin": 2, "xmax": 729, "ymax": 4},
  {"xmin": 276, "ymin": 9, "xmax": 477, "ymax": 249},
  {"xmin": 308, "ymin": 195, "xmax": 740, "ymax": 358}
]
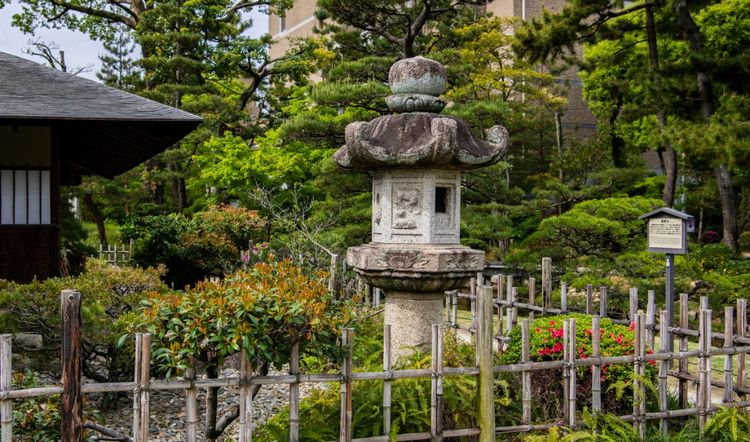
[{"xmin": 97, "ymin": 28, "xmax": 141, "ymax": 91}]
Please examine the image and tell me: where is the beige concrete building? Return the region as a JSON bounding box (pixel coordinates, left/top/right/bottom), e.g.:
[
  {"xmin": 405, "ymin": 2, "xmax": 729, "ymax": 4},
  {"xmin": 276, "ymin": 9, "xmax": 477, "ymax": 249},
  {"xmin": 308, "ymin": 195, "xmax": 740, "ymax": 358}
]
[{"xmin": 269, "ymin": 0, "xmax": 597, "ymax": 137}]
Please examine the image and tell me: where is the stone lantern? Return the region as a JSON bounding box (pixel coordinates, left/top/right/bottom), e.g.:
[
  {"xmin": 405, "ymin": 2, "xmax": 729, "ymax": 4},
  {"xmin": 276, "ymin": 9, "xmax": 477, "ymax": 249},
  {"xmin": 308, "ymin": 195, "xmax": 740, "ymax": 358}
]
[{"xmin": 334, "ymin": 57, "xmax": 508, "ymax": 360}]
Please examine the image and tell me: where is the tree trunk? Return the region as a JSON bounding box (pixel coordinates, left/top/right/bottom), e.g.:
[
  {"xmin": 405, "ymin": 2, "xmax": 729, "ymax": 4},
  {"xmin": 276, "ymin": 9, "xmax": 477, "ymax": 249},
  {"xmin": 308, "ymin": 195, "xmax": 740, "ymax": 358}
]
[
  {"xmin": 168, "ymin": 162, "xmax": 188, "ymax": 211},
  {"xmin": 608, "ymin": 95, "xmax": 625, "ymax": 168},
  {"xmin": 82, "ymin": 193, "xmax": 107, "ymax": 247},
  {"xmin": 675, "ymin": 0, "xmax": 737, "ymax": 250},
  {"xmin": 205, "ymin": 364, "xmax": 219, "ymax": 442}
]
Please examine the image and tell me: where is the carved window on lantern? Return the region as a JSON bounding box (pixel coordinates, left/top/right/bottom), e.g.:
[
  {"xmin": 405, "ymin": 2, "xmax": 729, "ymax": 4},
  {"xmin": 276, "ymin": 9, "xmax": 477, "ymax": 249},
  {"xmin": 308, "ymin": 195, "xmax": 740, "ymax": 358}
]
[{"xmin": 434, "ymin": 185, "xmax": 453, "ymax": 230}]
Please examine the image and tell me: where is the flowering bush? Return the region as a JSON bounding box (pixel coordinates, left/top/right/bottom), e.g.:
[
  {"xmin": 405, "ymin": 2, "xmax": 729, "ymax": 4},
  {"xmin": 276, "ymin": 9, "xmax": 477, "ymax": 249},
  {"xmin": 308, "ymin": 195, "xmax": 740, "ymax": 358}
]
[
  {"xmin": 500, "ymin": 314, "xmax": 656, "ymax": 415},
  {"xmin": 191, "ymin": 205, "xmax": 267, "ymax": 250}
]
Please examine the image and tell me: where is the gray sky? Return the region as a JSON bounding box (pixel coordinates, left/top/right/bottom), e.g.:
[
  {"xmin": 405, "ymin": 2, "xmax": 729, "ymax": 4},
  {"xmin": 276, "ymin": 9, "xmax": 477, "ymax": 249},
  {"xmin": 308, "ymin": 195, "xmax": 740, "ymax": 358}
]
[{"xmin": 0, "ymin": 1, "xmax": 269, "ymax": 81}]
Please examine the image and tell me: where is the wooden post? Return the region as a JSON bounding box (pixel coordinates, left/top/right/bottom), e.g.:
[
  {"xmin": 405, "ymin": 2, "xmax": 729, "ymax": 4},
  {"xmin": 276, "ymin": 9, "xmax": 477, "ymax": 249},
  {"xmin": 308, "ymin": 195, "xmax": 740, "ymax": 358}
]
[
  {"xmin": 724, "ymin": 307, "xmax": 734, "ymax": 404},
  {"xmin": 132, "ymin": 333, "xmax": 151, "ymax": 442},
  {"xmin": 698, "ymin": 308, "xmax": 712, "ymax": 430},
  {"xmin": 507, "ymin": 287, "xmax": 518, "ymax": 334},
  {"xmin": 585, "ymin": 284, "xmax": 593, "ymax": 315},
  {"xmin": 567, "ymin": 319, "xmax": 577, "ymax": 428},
  {"xmin": 289, "ymin": 341, "xmax": 300, "ymax": 442},
  {"xmin": 383, "ymin": 325, "xmax": 392, "ymax": 436},
  {"xmin": 646, "ymin": 290, "xmax": 656, "ymax": 350},
  {"xmin": 598, "ymin": 286, "xmax": 608, "ymax": 318},
  {"xmin": 185, "ymin": 357, "xmax": 198, "ymax": 442},
  {"xmin": 542, "ymin": 257, "xmax": 552, "ymax": 309},
  {"xmin": 329, "ymin": 254, "xmax": 341, "ymax": 297},
  {"xmin": 678, "ymin": 293, "xmax": 689, "ymax": 409},
  {"xmin": 658, "ymin": 310, "xmax": 669, "ymax": 439},
  {"xmin": 562, "ymin": 320, "xmax": 570, "ymax": 425},
  {"xmin": 495, "ymin": 280, "xmax": 504, "ymax": 339},
  {"xmin": 634, "ymin": 312, "xmax": 646, "ymax": 441},
  {"xmin": 528, "ymin": 277, "xmax": 536, "ymax": 322},
  {"xmin": 430, "ymin": 324, "xmax": 443, "ymax": 439},
  {"xmin": 477, "ymin": 286, "xmax": 495, "ymax": 441},
  {"xmin": 61, "ymin": 289, "xmax": 83, "ymax": 442},
  {"xmin": 561, "ymin": 282, "xmax": 568, "ymax": 313},
  {"xmin": 238, "ymin": 351, "xmax": 253, "ymax": 442},
  {"xmin": 470, "ymin": 278, "xmax": 477, "ymax": 332},
  {"xmin": 629, "ymin": 288, "xmax": 638, "ymax": 322},
  {"xmin": 737, "ymin": 299, "xmax": 747, "ymax": 393},
  {"xmin": 506, "ymin": 274, "xmax": 514, "ymax": 305},
  {"xmin": 339, "ymin": 328, "xmax": 354, "ymax": 442},
  {"xmin": 445, "ymin": 295, "xmax": 451, "ymax": 324},
  {"xmin": 0, "ymin": 334, "xmax": 12, "ymax": 442},
  {"xmin": 521, "ymin": 319, "xmax": 531, "ymax": 424},
  {"xmin": 451, "ymin": 291, "xmax": 458, "ymax": 328},
  {"xmin": 591, "ymin": 315, "xmax": 601, "ymax": 413}
]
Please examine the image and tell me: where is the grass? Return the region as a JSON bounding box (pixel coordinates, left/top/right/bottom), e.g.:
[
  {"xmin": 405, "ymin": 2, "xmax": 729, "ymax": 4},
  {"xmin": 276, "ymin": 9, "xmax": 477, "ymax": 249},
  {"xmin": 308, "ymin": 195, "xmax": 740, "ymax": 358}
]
[{"xmin": 81, "ymin": 221, "xmax": 123, "ymax": 249}]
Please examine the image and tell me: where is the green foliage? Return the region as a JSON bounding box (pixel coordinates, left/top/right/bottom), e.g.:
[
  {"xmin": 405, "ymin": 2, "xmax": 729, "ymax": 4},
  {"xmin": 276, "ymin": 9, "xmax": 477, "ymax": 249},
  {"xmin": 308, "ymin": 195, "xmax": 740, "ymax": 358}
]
[
  {"xmin": 12, "ymin": 371, "xmax": 100, "ymax": 441},
  {"xmin": 501, "ymin": 314, "xmax": 656, "ymax": 415},
  {"xmin": 133, "ymin": 260, "xmax": 346, "ymax": 375},
  {"xmin": 703, "ymin": 407, "xmax": 750, "ymax": 442},
  {"xmin": 0, "ymin": 261, "xmax": 165, "ymax": 386}
]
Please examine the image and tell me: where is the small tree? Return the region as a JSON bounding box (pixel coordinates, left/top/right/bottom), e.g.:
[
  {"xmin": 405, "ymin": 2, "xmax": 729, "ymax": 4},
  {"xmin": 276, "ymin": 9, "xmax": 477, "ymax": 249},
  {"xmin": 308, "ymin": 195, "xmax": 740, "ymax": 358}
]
[{"xmin": 134, "ymin": 259, "xmax": 347, "ymax": 441}]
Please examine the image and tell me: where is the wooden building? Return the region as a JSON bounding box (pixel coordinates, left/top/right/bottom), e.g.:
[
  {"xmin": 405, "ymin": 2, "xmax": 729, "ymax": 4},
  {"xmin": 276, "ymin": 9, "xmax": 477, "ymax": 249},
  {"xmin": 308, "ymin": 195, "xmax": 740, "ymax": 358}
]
[{"xmin": 0, "ymin": 52, "xmax": 202, "ymax": 282}]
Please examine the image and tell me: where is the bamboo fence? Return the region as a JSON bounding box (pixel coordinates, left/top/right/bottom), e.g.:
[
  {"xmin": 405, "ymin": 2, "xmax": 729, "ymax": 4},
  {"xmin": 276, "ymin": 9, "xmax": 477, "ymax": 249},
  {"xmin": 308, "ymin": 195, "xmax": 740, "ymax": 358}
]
[{"xmin": 2, "ymin": 267, "xmax": 750, "ymax": 440}]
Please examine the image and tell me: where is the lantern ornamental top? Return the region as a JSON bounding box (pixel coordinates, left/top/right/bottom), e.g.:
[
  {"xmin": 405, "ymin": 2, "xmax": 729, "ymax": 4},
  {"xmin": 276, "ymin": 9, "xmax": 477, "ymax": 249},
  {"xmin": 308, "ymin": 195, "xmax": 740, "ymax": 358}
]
[{"xmin": 333, "ymin": 56, "xmax": 508, "ymax": 171}]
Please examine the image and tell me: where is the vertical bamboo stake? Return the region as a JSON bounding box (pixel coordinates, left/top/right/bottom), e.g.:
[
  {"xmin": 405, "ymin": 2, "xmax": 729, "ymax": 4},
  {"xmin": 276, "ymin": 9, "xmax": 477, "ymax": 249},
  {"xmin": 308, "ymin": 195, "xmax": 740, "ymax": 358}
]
[
  {"xmin": 61, "ymin": 289, "xmax": 83, "ymax": 442},
  {"xmin": 528, "ymin": 277, "xmax": 536, "ymax": 322},
  {"xmin": 591, "ymin": 315, "xmax": 601, "ymax": 413},
  {"xmin": 698, "ymin": 308, "xmax": 712, "ymax": 429},
  {"xmin": 339, "ymin": 328, "xmax": 354, "ymax": 442},
  {"xmin": 629, "ymin": 288, "xmax": 638, "ymax": 322},
  {"xmin": 647, "ymin": 290, "xmax": 656, "ymax": 350},
  {"xmin": 496, "ymin": 280, "xmax": 504, "ymax": 339},
  {"xmin": 133, "ymin": 334, "xmax": 142, "ymax": 441},
  {"xmin": 383, "ymin": 325, "xmax": 392, "ymax": 436},
  {"xmin": 451, "ymin": 291, "xmax": 458, "ymax": 328},
  {"xmin": 542, "ymin": 257, "xmax": 552, "ymax": 310},
  {"xmin": 724, "ymin": 307, "xmax": 734, "ymax": 404},
  {"xmin": 585, "ymin": 284, "xmax": 593, "ymax": 315},
  {"xmin": 561, "ymin": 283, "xmax": 568, "ymax": 313},
  {"xmin": 238, "ymin": 350, "xmax": 253, "ymax": 442},
  {"xmin": 521, "ymin": 319, "xmax": 532, "ymax": 424},
  {"xmin": 599, "ymin": 286, "xmax": 608, "ymax": 318},
  {"xmin": 477, "ymin": 286, "xmax": 495, "ymax": 442},
  {"xmin": 507, "ymin": 287, "xmax": 518, "ymax": 334},
  {"xmin": 185, "ymin": 357, "xmax": 197, "ymax": 442},
  {"xmin": 289, "ymin": 341, "xmax": 300, "ymax": 442},
  {"xmin": 737, "ymin": 299, "xmax": 747, "ymax": 392},
  {"xmin": 506, "ymin": 274, "xmax": 513, "ymax": 304},
  {"xmin": 679, "ymin": 293, "xmax": 689, "ymax": 409},
  {"xmin": 562, "ymin": 320, "xmax": 570, "ymax": 426},
  {"xmin": 430, "ymin": 324, "xmax": 443, "ymax": 439},
  {"xmin": 470, "ymin": 278, "xmax": 477, "ymax": 332},
  {"xmin": 138, "ymin": 334, "xmax": 151, "ymax": 442},
  {"xmin": 568, "ymin": 319, "xmax": 577, "ymax": 429},
  {"xmin": 0, "ymin": 334, "xmax": 12, "ymax": 442},
  {"xmin": 328, "ymin": 253, "xmax": 340, "ymax": 296},
  {"xmin": 634, "ymin": 313, "xmax": 646, "ymax": 441},
  {"xmin": 444, "ymin": 295, "xmax": 450, "ymax": 325},
  {"xmin": 700, "ymin": 296, "xmax": 709, "ymax": 311},
  {"xmin": 658, "ymin": 310, "xmax": 669, "ymax": 439}
]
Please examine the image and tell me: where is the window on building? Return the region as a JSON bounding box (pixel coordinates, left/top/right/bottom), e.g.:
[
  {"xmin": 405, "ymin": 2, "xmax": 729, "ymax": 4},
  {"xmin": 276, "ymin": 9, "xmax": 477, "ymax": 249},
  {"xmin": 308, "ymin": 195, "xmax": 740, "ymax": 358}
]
[
  {"xmin": 280, "ymin": 15, "xmax": 287, "ymax": 32},
  {"xmin": 0, "ymin": 169, "xmax": 51, "ymax": 225}
]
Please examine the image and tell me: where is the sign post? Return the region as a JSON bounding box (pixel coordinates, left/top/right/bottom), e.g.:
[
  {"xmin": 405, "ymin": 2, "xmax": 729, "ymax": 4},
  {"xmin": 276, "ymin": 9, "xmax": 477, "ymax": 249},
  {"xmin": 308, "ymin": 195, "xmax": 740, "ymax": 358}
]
[{"xmin": 640, "ymin": 208, "xmax": 693, "ymax": 352}]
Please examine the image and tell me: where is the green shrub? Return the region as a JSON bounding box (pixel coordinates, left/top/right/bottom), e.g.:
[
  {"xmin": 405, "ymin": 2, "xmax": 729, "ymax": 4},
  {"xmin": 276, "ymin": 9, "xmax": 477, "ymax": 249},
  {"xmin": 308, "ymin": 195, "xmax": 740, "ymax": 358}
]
[
  {"xmin": 501, "ymin": 314, "xmax": 656, "ymax": 417},
  {"xmin": 191, "ymin": 205, "xmax": 266, "ymax": 250}
]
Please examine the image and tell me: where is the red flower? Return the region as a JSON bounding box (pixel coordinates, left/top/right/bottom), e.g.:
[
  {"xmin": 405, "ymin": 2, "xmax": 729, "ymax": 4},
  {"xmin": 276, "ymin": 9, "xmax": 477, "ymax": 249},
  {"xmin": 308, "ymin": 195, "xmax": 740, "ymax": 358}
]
[
  {"xmin": 551, "ymin": 342, "xmax": 564, "ymax": 353},
  {"xmin": 551, "ymin": 328, "xmax": 564, "ymax": 338}
]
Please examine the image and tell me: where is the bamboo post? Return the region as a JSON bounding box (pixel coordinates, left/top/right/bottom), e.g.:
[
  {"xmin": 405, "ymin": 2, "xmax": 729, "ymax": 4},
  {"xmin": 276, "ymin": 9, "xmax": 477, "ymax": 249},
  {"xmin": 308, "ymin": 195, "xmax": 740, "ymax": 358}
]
[
  {"xmin": 521, "ymin": 319, "xmax": 531, "ymax": 424},
  {"xmin": 61, "ymin": 289, "xmax": 83, "ymax": 442},
  {"xmin": 289, "ymin": 341, "xmax": 300, "ymax": 442},
  {"xmin": 542, "ymin": 257, "xmax": 552, "ymax": 309},
  {"xmin": 506, "ymin": 274, "xmax": 513, "ymax": 305},
  {"xmin": 133, "ymin": 333, "xmax": 151, "ymax": 442},
  {"xmin": 724, "ymin": 307, "xmax": 734, "ymax": 404},
  {"xmin": 658, "ymin": 310, "xmax": 669, "ymax": 439},
  {"xmin": 185, "ymin": 357, "xmax": 197, "ymax": 442},
  {"xmin": 445, "ymin": 295, "xmax": 451, "ymax": 324},
  {"xmin": 383, "ymin": 325, "xmax": 392, "ymax": 436},
  {"xmin": 700, "ymin": 295, "xmax": 709, "ymax": 311},
  {"xmin": 646, "ymin": 290, "xmax": 656, "ymax": 350},
  {"xmin": 737, "ymin": 299, "xmax": 747, "ymax": 393},
  {"xmin": 507, "ymin": 287, "xmax": 518, "ymax": 334},
  {"xmin": 528, "ymin": 277, "xmax": 536, "ymax": 322},
  {"xmin": 698, "ymin": 308, "xmax": 712, "ymax": 429},
  {"xmin": 678, "ymin": 293, "xmax": 689, "ymax": 409},
  {"xmin": 477, "ymin": 286, "xmax": 495, "ymax": 442},
  {"xmin": 629, "ymin": 288, "xmax": 638, "ymax": 322},
  {"xmin": 339, "ymin": 328, "xmax": 354, "ymax": 442},
  {"xmin": 430, "ymin": 324, "xmax": 444, "ymax": 439},
  {"xmin": 567, "ymin": 319, "xmax": 577, "ymax": 428},
  {"xmin": 591, "ymin": 315, "xmax": 601, "ymax": 413},
  {"xmin": 238, "ymin": 351, "xmax": 253, "ymax": 442},
  {"xmin": 0, "ymin": 334, "xmax": 12, "ymax": 442},
  {"xmin": 451, "ymin": 291, "xmax": 458, "ymax": 328},
  {"xmin": 585, "ymin": 284, "xmax": 593, "ymax": 315},
  {"xmin": 561, "ymin": 282, "xmax": 568, "ymax": 313},
  {"xmin": 328, "ymin": 253, "xmax": 341, "ymax": 296},
  {"xmin": 496, "ymin": 278, "xmax": 504, "ymax": 339},
  {"xmin": 599, "ymin": 286, "xmax": 608, "ymax": 318},
  {"xmin": 634, "ymin": 312, "xmax": 646, "ymax": 440},
  {"xmin": 470, "ymin": 277, "xmax": 477, "ymax": 332}
]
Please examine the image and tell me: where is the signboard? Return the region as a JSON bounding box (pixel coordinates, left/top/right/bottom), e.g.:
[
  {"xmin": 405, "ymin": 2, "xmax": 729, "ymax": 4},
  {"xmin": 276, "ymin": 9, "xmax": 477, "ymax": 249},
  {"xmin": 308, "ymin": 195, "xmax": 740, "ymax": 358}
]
[{"xmin": 647, "ymin": 216, "xmax": 687, "ymax": 254}]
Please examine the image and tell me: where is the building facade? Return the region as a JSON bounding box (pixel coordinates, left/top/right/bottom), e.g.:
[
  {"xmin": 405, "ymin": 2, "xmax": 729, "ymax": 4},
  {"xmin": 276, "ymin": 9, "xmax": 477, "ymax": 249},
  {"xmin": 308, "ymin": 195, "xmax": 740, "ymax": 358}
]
[{"xmin": 268, "ymin": 0, "xmax": 597, "ymax": 137}]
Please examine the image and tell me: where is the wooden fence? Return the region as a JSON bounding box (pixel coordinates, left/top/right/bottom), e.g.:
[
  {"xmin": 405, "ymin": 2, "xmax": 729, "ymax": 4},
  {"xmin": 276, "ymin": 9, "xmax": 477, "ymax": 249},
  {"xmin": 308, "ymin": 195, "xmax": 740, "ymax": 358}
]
[
  {"xmin": 98, "ymin": 241, "xmax": 133, "ymax": 265},
  {"xmin": 3, "ymin": 279, "xmax": 750, "ymax": 440}
]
